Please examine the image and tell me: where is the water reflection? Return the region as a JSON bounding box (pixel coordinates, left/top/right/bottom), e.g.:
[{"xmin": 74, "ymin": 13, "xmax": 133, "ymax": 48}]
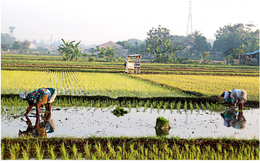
[
  {"xmin": 18, "ymin": 112, "xmax": 56, "ymax": 137},
  {"xmin": 220, "ymin": 108, "xmax": 246, "ymax": 130},
  {"xmin": 155, "ymin": 128, "xmax": 170, "ymax": 136},
  {"xmin": 2, "ymin": 106, "xmax": 258, "ymax": 139},
  {"xmin": 111, "ymin": 106, "xmax": 128, "ymax": 117}
]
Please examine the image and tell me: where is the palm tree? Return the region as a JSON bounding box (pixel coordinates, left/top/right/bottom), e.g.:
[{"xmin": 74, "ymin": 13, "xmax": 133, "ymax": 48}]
[
  {"xmin": 58, "ymin": 39, "xmax": 72, "ymax": 61},
  {"xmin": 58, "ymin": 39, "xmax": 82, "ymax": 61},
  {"xmin": 105, "ymin": 45, "xmax": 116, "ymax": 62},
  {"xmin": 71, "ymin": 41, "xmax": 81, "ymax": 61},
  {"xmin": 94, "ymin": 46, "xmax": 106, "ymax": 58}
]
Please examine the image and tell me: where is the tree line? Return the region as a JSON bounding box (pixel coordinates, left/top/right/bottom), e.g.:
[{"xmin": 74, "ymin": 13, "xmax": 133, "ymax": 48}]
[{"xmin": 2, "ymin": 22, "xmax": 258, "ymax": 64}]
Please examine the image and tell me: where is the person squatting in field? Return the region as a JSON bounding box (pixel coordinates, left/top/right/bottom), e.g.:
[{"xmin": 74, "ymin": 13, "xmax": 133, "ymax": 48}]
[
  {"xmin": 220, "ymin": 89, "xmax": 247, "ymax": 130},
  {"xmin": 19, "ymin": 88, "xmax": 57, "ymax": 116}
]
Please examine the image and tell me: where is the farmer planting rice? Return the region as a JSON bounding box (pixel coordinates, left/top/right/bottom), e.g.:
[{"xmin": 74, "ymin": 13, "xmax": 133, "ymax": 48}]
[
  {"xmin": 221, "ymin": 89, "xmax": 247, "ymax": 111},
  {"xmin": 19, "ymin": 88, "xmax": 57, "ymax": 116},
  {"xmin": 220, "ymin": 89, "xmax": 247, "ymax": 130}
]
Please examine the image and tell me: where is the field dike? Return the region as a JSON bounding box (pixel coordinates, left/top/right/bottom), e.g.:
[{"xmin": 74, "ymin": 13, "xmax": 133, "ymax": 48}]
[
  {"xmin": 1, "ymin": 137, "xmax": 259, "ymax": 160},
  {"xmin": 1, "ymin": 94, "xmax": 259, "ymax": 108}
]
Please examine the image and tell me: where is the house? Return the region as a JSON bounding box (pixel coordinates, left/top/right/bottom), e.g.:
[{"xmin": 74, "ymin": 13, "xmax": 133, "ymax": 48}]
[
  {"xmin": 98, "ymin": 41, "xmax": 123, "ymax": 49},
  {"xmin": 245, "ymin": 50, "xmax": 259, "ymax": 66},
  {"xmin": 223, "ymin": 47, "xmax": 236, "ymax": 57},
  {"xmin": 97, "ymin": 41, "xmax": 129, "ymax": 57},
  {"xmin": 184, "ymin": 41, "xmax": 196, "ymax": 48},
  {"xmin": 29, "ymin": 43, "xmax": 36, "ymax": 49}
]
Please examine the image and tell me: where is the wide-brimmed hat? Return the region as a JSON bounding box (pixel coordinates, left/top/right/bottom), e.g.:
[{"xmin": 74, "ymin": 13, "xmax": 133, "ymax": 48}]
[{"xmin": 19, "ymin": 91, "xmax": 28, "ymax": 102}]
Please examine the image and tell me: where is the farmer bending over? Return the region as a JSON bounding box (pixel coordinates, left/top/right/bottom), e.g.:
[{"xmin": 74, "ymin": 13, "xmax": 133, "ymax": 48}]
[
  {"xmin": 19, "ymin": 88, "xmax": 56, "ymax": 116},
  {"xmin": 220, "ymin": 89, "xmax": 247, "ymax": 118}
]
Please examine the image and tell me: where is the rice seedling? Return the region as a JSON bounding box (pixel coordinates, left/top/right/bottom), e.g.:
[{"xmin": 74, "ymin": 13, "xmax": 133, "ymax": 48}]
[
  {"xmin": 49, "ymin": 145, "xmax": 56, "ymax": 160},
  {"xmin": 1, "ymin": 144, "xmax": 5, "ymax": 160},
  {"xmin": 84, "ymin": 141, "xmax": 91, "ymax": 159},
  {"xmin": 9, "ymin": 143, "xmax": 19, "ymax": 160},
  {"xmin": 201, "ymin": 102, "xmax": 207, "ymax": 112},
  {"xmin": 35, "ymin": 143, "xmax": 44, "ymax": 160},
  {"xmin": 94, "ymin": 142, "xmax": 102, "ymax": 159},
  {"xmin": 21, "ymin": 148, "xmax": 29, "ymax": 160},
  {"xmin": 60, "ymin": 143, "xmax": 69, "ymax": 160},
  {"xmin": 176, "ymin": 101, "xmax": 182, "ymax": 112},
  {"xmin": 170, "ymin": 101, "xmax": 175, "ymax": 113},
  {"xmin": 189, "ymin": 102, "xmax": 194, "ymax": 113},
  {"xmin": 163, "ymin": 101, "xmax": 168, "ymax": 112},
  {"xmin": 1, "ymin": 136, "xmax": 259, "ymax": 160}
]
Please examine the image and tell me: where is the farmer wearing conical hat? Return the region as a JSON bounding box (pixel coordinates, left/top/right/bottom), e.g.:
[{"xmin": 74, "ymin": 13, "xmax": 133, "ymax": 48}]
[{"xmin": 19, "ymin": 88, "xmax": 56, "ymax": 116}]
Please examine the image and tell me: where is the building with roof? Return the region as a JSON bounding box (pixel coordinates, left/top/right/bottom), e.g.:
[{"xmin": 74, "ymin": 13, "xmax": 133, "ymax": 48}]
[
  {"xmin": 184, "ymin": 41, "xmax": 196, "ymax": 48},
  {"xmin": 97, "ymin": 41, "xmax": 129, "ymax": 57},
  {"xmin": 245, "ymin": 50, "xmax": 259, "ymax": 66}
]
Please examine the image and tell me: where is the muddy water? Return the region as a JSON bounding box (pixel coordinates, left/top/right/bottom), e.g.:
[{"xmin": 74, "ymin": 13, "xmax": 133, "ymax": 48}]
[{"xmin": 1, "ymin": 107, "xmax": 259, "ymax": 139}]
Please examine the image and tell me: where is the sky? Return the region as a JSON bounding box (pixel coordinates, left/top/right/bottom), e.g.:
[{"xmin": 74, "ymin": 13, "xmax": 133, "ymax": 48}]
[{"xmin": 1, "ymin": 0, "xmax": 260, "ymax": 46}]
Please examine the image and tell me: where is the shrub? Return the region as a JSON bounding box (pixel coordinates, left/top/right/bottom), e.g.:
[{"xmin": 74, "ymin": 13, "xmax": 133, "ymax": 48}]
[{"xmin": 88, "ymin": 57, "xmax": 96, "ymax": 62}]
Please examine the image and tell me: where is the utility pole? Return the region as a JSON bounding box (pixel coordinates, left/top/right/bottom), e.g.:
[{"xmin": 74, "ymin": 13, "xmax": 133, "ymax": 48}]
[
  {"xmin": 50, "ymin": 35, "xmax": 52, "ymax": 54},
  {"xmin": 186, "ymin": 0, "xmax": 193, "ymax": 36}
]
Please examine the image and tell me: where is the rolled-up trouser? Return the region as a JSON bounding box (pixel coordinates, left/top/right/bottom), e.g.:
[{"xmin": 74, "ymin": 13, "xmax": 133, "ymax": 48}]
[
  {"xmin": 48, "ymin": 90, "xmax": 57, "ymax": 103},
  {"xmin": 36, "ymin": 94, "xmax": 48, "ymax": 105}
]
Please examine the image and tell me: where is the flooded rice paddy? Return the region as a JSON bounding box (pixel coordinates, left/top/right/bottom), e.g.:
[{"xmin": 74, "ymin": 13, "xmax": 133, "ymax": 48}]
[{"xmin": 1, "ymin": 106, "xmax": 259, "ymax": 139}]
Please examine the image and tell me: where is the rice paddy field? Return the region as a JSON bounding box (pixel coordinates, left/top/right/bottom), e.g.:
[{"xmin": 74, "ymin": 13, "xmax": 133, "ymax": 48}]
[
  {"xmin": 1, "ymin": 54, "xmax": 260, "ymax": 160},
  {"xmin": 134, "ymin": 74, "xmax": 259, "ymax": 101}
]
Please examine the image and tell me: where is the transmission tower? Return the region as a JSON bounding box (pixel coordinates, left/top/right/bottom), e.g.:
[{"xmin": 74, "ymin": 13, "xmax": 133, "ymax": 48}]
[{"xmin": 186, "ymin": 0, "xmax": 193, "ymax": 36}]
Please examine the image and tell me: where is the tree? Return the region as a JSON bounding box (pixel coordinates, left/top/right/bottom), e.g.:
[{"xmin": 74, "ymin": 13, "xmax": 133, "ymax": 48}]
[
  {"xmin": 89, "ymin": 48, "xmax": 95, "ymax": 55},
  {"xmin": 201, "ymin": 52, "xmax": 210, "ymax": 64},
  {"xmin": 1, "ymin": 33, "xmax": 16, "ymax": 48},
  {"xmin": 213, "ymin": 23, "xmax": 259, "ymax": 53},
  {"xmin": 105, "ymin": 46, "xmax": 116, "ymax": 62},
  {"xmin": 225, "ymin": 55, "xmax": 233, "ymax": 65},
  {"xmin": 22, "ymin": 40, "xmax": 30, "ymax": 52},
  {"xmin": 9, "ymin": 26, "xmax": 15, "ymax": 36},
  {"xmin": 58, "ymin": 39, "xmax": 82, "ymax": 61},
  {"xmin": 232, "ymin": 48, "xmax": 244, "ymax": 64},
  {"xmin": 141, "ymin": 42, "xmax": 152, "ymax": 63},
  {"xmin": 12, "ymin": 41, "xmax": 21, "ymax": 50},
  {"xmin": 191, "ymin": 31, "xmax": 211, "ymax": 54},
  {"xmin": 95, "ymin": 46, "xmax": 106, "ymax": 58},
  {"xmin": 146, "ymin": 25, "xmax": 171, "ymax": 48},
  {"xmin": 70, "ymin": 41, "xmax": 82, "ymax": 61},
  {"xmin": 1, "ymin": 43, "xmax": 9, "ymax": 51}
]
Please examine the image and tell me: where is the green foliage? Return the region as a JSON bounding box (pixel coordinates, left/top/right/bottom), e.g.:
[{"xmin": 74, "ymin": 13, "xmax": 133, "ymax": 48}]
[
  {"xmin": 58, "ymin": 39, "xmax": 82, "ymax": 61},
  {"xmin": 111, "ymin": 106, "xmax": 128, "ymax": 117},
  {"xmin": 156, "ymin": 116, "xmax": 169, "ymax": 124},
  {"xmin": 213, "ymin": 23, "xmax": 259, "ymax": 53},
  {"xmin": 88, "ymin": 57, "xmax": 96, "ymax": 62},
  {"xmin": 1, "ymin": 33, "xmax": 16, "ymax": 47}
]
